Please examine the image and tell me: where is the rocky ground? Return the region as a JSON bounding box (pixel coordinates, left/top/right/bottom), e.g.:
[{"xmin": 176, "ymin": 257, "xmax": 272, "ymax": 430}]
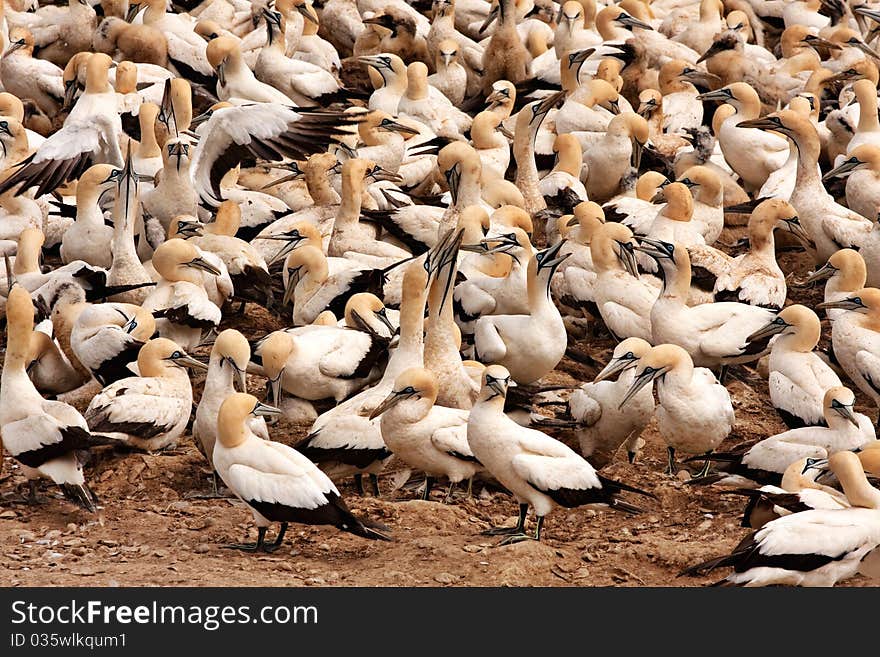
[{"xmin": 0, "ymin": 227, "xmax": 874, "ymax": 587}]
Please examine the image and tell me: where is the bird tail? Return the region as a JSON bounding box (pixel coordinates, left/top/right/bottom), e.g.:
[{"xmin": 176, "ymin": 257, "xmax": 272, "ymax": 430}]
[
  {"xmin": 598, "ymin": 474, "xmax": 657, "ymax": 500},
  {"xmin": 60, "ymin": 483, "xmax": 100, "ymax": 513},
  {"xmin": 343, "ymin": 513, "xmax": 392, "ymax": 541},
  {"xmin": 85, "ymin": 281, "xmax": 157, "ymax": 302},
  {"xmin": 608, "ymin": 498, "xmax": 645, "ymax": 515},
  {"xmin": 678, "ymin": 554, "xmax": 737, "ymax": 578}
]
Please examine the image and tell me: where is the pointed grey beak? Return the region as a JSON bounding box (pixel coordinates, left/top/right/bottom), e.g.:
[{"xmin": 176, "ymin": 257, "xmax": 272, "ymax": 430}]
[
  {"xmin": 479, "ymin": 4, "xmax": 499, "ymax": 33},
  {"xmin": 806, "ymin": 262, "xmax": 838, "ymax": 284},
  {"xmin": 746, "ymin": 317, "xmax": 790, "ymax": 343},
  {"xmin": 374, "ymin": 307, "xmax": 396, "ymax": 335},
  {"xmin": 187, "ymin": 257, "xmax": 221, "ymax": 276},
  {"xmin": 616, "ymin": 240, "xmax": 639, "ymax": 277},
  {"xmin": 252, "ymin": 401, "xmax": 283, "ymax": 417},
  {"xmin": 816, "ymin": 297, "xmax": 867, "ymax": 311},
  {"xmin": 832, "ymin": 400, "xmax": 860, "ymax": 427},
  {"xmin": 618, "ymin": 366, "xmax": 664, "ymax": 409},
  {"xmin": 824, "ymin": 157, "xmax": 862, "ymax": 181},
  {"xmin": 170, "ymin": 353, "xmax": 209, "ymax": 371},
  {"xmin": 594, "ymin": 354, "xmax": 639, "ymax": 382},
  {"xmin": 368, "ymin": 389, "xmax": 412, "ymax": 420}
]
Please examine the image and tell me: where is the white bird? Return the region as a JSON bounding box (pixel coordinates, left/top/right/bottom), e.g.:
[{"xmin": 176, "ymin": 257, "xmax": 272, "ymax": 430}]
[
  {"xmin": 85, "ymin": 338, "xmax": 206, "ymax": 452},
  {"xmin": 687, "ymin": 198, "xmax": 807, "ymax": 309},
  {"xmin": 0, "ymin": 53, "xmax": 123, "ymax": 198},
  {"xmin": 474, "ymin": 241, "xmax": 570, "ymax": 384},
  {"xmin": 142, "ymin": 239, "xmax": 223, "ymax": 351},
  {"xmin": 639, "ymin": 239, "xmax": 776, "ymax": 370},
  {"xmin": 730, "ymin": 457, "xmax": 850, "ymax": 530},
  {"xmin": 808, "ymin": 249, "xmax": 867, "ymax": 322},
  {"xmin": 818, "ymin": 287, "xmax": 880, "ymax": 420},
  {"xmin": 588, "ymin": 222, "xmax": 656, "ymax": 342},
  {"xmin": 71, "ymin": 302, "xmax": 157, "ymax": 387},
  {"xmin": 712, "ymin": 387, "xmax": 875, "ymax": 484},
  {"xmin": 683, "ymin": 450, "xmax": 880, "ymax": 587},
  {"xmin": 467, "ymin": 365, "xmax": 655, "ymax": 544},
  {"xmin": 746, "ymin": 304, "xmax": 843, "ymax": 429},
  {"xmin": 251, "ymin": 309, "xmax": 389, "ymax": 404},
  {"xmin": 0, "ymin": 285, "xmax": 99, "ymax": 512},
  {"xmin": 369, "ymin": 367, "xmax": 482, "ymax": 501},
  {"xmin": 212, "ymin": 392, "xmax": 390, "ymax": 552},
  {"xmin": 294, "ymin": 259, "xmax": 430, "ymax": 494},
  {"xmin": 571, "ymin": 337, "xmax": 656, "ymax": 465},
  {"xmin": 58, "ymin": 164, "xmax": 117, "ymax": 269},
  {"xmin": 621, "ymin": 343, "xmax": 734, "ymax": 477},
  {"xmin": 194, "ymin": 329, "xmax": 268, "ymax": 491}
]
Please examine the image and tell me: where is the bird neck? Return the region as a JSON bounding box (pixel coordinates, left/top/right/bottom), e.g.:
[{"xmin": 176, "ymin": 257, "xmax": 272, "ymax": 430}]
[
  {"xmin": 217, "ymin": 418, "xmax": 248, "ymax": 448},
  {"xmin": 858, "ymin": 88, "xmax": 880, "ymax": 133},
  {"xmin": 305, "ymin": 165, "xmax": 339, "ymax": 206},
  {"xmin": 138, "ymin": 120, "xmax": 161, "ymax": 160},
  {"xmin": 554, "ymin": 143, "xmax": 582, "ymax": 177},
  {"xmin": 336, "ymin": 173, "xmax": 364, "ymax": 228},
  {"xmin": 526, "ymin": 266, "xmax": 553, "ymax": 310},
  {"xmin": 659, "ymin": 258, "xmax": 691, "ymax": 301}
]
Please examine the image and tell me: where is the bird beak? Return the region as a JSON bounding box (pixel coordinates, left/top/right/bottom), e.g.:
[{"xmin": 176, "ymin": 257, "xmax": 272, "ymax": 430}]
[
  {"xmin": 737, "ymin": 117, "xmax": 782, "ymax": 131},
  {"xmin": 216, "ymin": 62, "xmax": 226, "ymax": 87},
  {"xmin": 252, "ymin": 401, "xmax": 282, "ymax": 417},
  {"xmin": 187, "ymin": 257, "xmax": 221, "ymax": 276},
  {"xmin": 803, "ymin": 34, "xmax": 841, "ymax": 51},
  {"xmin": 497, "ymin": 124, "xmax": 514, "ymax": 140},
  {"xmin": 444, "ymin": 162, "xmax": 461, "ymax": 204},
  {"xmin": 384, "ymin": 119, "xmax": 420, "ymax": 136},
  {"xmin": 805, "ymin": 262, "xmax": 838, "ymax": 284},
  {"xmin": 224, "ymin": 357, "xmax": 248, "ymax": 392},
  {"xmin": 616, "ymin": 240, "xmax": 639, "ymax": 277},
  {"xmin": 487, "ymin": 376, "xmax": 510, "ymax": 399},
  {"xmin": 282, "ymin": 267, "xmax": 302, "ymax": 307},
  {"xmin": 823, "ymin": 157, "xmax": 862, "ymax": 181},
  {"xmin": 121, "ymin": 316, "xmax": 139, "ymax": 334},
  {"xmin": 781, "ymin": 216, "xmax": 814, "ymax": 247},
  {"xmin": 297, "ymin": 3, "xmax": 317, "ymax": 23},
  {"xmin": 171, "ymin": 353, "xmax": 209, "ymax": 371},
  {"xmin": 534, "ymin": 90, "xmax": 566, "ymax": 120},
  {"xmin": 479, "ymin": 4, "xmax": 499, "ymax": 34},
  {"xmin": 374, "ymin": 308, "xmax": 396, "ymax": 335},
  {"xmin": 268, "ymin": 373, "xmax": 284, "ymax": 411},
  {"xmin": 745, "ymin": 318, "xmax": 789, "ymax": 343},
  {"xmin": 189, "ymin": 109, "xmax": 214, "ymax": 128},
  {"xmin": 368, "ymin": 390, "xmax": 410, "ymax": 420},
  {"xmin": 4, "ymin": 40, "xmax": 25, "ymax": 55},
  {"xmin": 855, "ymin": 6, "xmax": 880, "ymax": 24},
  {"xmin": 266, "ymin": 235, "xmax": 306, "ymax": 265},
  {"xmin": 833, "ymin": 402, "xmax": 861, "ymax": 427},
  {"xmin": 827, "ymin": 68, "xmax": 860, "ymax": 84},
  {"xmin": 853, "ymin": 39, "xmax": 880, "ymax": 61},
  {"xmin": 485, "ymin": 88, "xmax": 509, "ymax": 107},
  {"xmin": 594, "ymin": 355, "xmax": 638, "ymax": 382},
  {"xmin": 369, "ymin": 166, "xmax": 404, "ymax": 183},
  {"xmin": 619, "ymin": 367, "xmax": 664, "ymax": 409},
  {"xmin": 686, "ymin": 64, "xmax": 723, "ymax": 83},
  {"xmin": 696, "ymin": 88, "xmax": 733, "ymax": 103},
  {"xmin": 566, "ymin": 216, "xmax": 580, "ymax": 227},
  {"xmin": 176, "ymin": 220, "xmax": 203, "ymax": 237},
  {"xmin": 637, "ymin": 99, "xmax": 657, "ymax": 117},
  {"xmin": 696, "ymin": 40, "xmax": 730, "ymax": 64},
  {"xmin": 536, "ymin": 239, "xmax": 568, "ymax": 272},
  {"xmin": 816, "ymin": 298, "xmax": 866, "ymax": 311},
  {"xmin": 634, "ymin": 237, "xmax": 672, "ymax": 259},
  {"xmin": 63, "ymin": 80, "xmax": 79, "ymax": 111},
  {"xmin": 617, "ymin": 13, "xmax": 653, "ymax": 31},
  {"xmin": 125, "ymin": 2, "xmax": 141, "ymax": 22},
  {"xmin": 802, "ymin": 458, "xmax": 829, "ymax": 474},
  {"xmin": 630, "ymin": 138, "xmax": 644, "ymax": 169}
]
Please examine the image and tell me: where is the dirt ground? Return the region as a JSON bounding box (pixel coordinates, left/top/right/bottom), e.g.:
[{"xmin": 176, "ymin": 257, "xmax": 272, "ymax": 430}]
[{"xmin": 0, "ymin": 227, "xmax": 874, "ymax": 587}]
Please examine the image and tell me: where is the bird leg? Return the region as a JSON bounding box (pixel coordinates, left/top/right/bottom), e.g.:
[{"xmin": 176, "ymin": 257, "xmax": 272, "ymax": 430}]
[
  {"xmin": 354, "ymin": 474, "xmax": 366, "ymax": 496},
  {"xmin": 26, "ymin": 480, "xmax": 41, "ymax": 505},
  {"xmin": 717, "ymin": 365, "xmax": 729, "ymax": 385},
  {"xmin": 261, "ymin": 523, "xmax": 288, "ymax": 553},
  {"xmin": 465, "ymin": 477, "xmax": 474, "ymax": 499},
  {"xmin": 533, "ymin": 516, "xmax": 544, "ymax": 541},
  {"xmin": 370, "ymin": 474, "xmax": 380, "ymax": 497},
  {"xmin": 444, "ymin": 481, "xmax": 456, "ymax": 503},
  {"xmin": 482, "ymin": 503, "xmax": 528, "ymax": 536},
  {"xmin": 224, "ymin": 527, "xmax": 267, "ymax": 552},
  {"xmin": 421, "ymin": 476, "xmax": 436, "ymax": 501},
  {"xmin": 666, "ymin": 447, "xmax": 677, "ymax": 476},
  {"xmin": 695, "ymin": 452, "xmax": 713, "ymax": 478}
]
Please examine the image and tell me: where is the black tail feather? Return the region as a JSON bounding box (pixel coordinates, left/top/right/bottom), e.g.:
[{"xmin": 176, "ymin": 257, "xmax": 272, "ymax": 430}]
[{"xmin": 60, "ymin": 483, "xmax": 100, "ymax": 513}]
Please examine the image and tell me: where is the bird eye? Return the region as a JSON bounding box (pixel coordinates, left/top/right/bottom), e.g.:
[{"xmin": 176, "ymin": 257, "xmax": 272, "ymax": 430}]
[
  {"xmin": 623, "ymin": 352, "xmax": 635, "ymax": 360},
  {"xmin": 401, "ymin": 386, "xmax": 415, "ymax": 394},
  {"xmin": 171, "ymin": 351, "xmax": 182, "ymax": 359},
  {"xmin": 774, "ymin": 317, "xmax": 787, "ymax": 325},
  {"xmin": 853, "ymin": 297, "xmax": 863, "ymax": 305}
]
